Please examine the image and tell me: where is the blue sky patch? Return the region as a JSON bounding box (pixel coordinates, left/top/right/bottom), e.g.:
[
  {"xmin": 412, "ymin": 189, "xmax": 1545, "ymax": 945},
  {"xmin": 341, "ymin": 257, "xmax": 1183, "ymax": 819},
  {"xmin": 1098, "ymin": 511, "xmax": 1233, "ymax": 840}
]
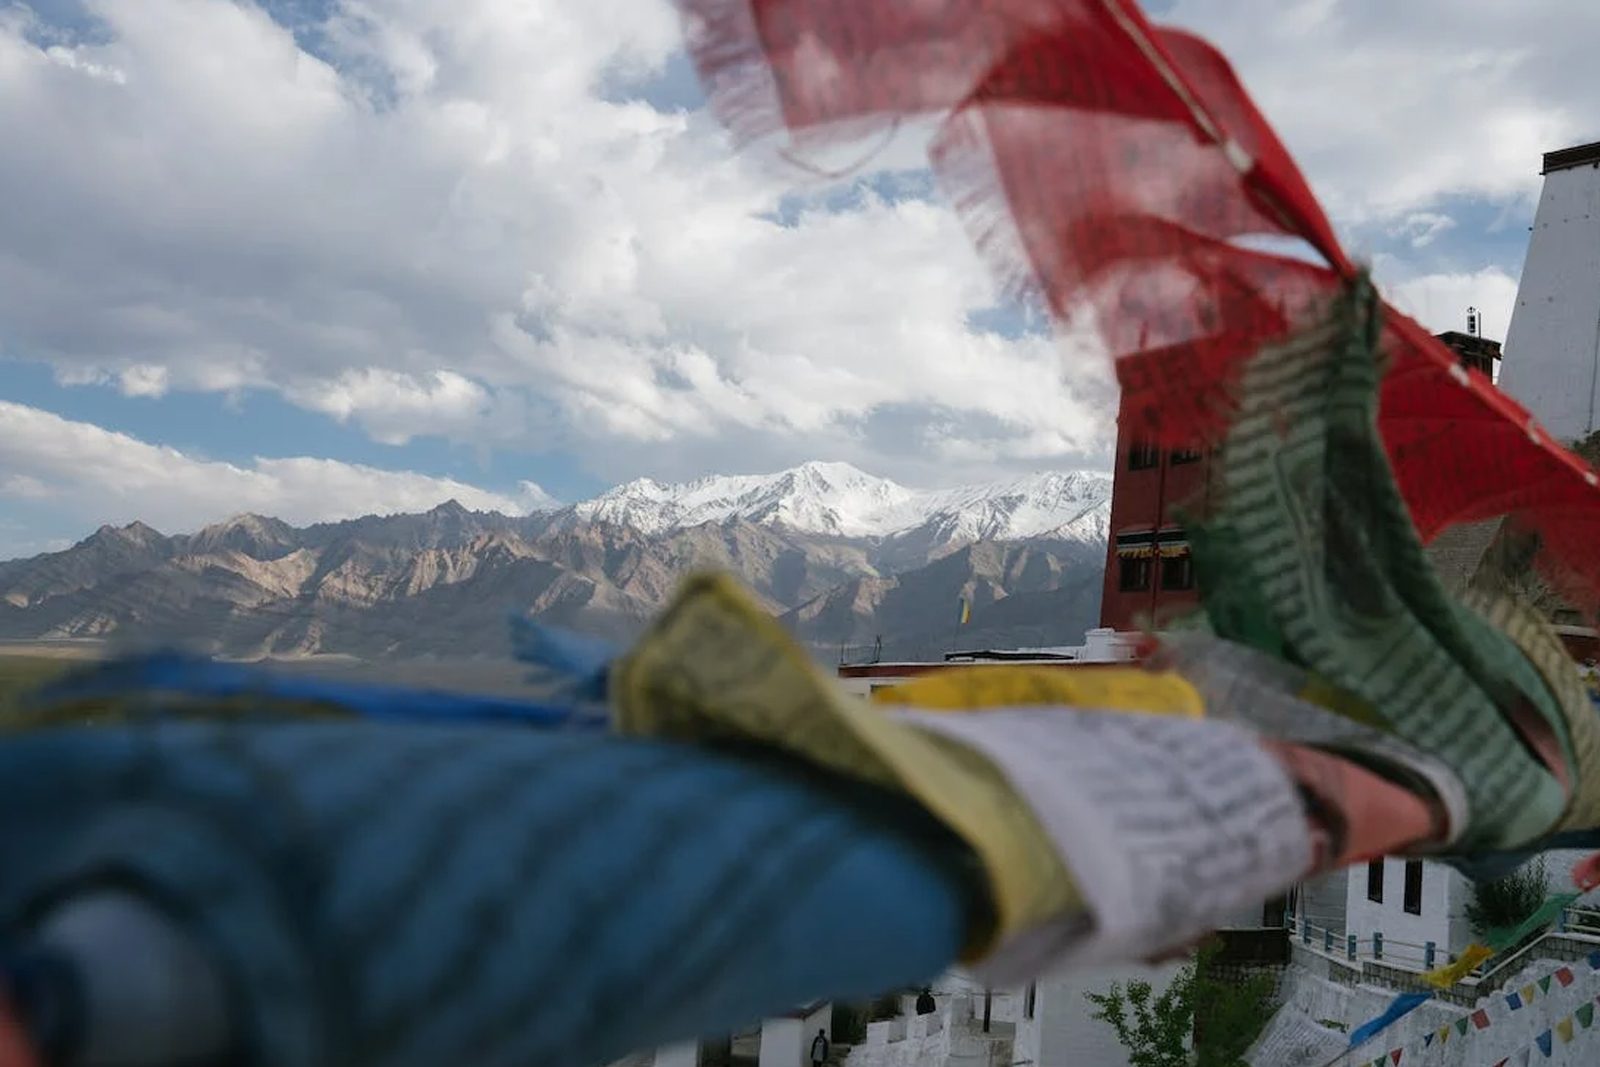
[{"xmin": 0, "ymin": 359, "xmax": 605, "ymax": 504}]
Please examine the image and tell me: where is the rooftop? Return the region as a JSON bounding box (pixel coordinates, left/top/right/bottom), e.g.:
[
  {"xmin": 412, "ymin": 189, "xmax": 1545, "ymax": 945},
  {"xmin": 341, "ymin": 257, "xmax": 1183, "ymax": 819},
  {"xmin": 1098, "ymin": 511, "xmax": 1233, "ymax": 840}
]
[
  {"xmin": 836, "ymin": 659, "xmax": 1126, "ymax": 679},
  {"xmin": 1543, "ymin": 140, "xmax": 1600, "ymax": 175},
  {"xmin": 1434, "ymin": 330, "xmax": 1502, "ymax": 361}
]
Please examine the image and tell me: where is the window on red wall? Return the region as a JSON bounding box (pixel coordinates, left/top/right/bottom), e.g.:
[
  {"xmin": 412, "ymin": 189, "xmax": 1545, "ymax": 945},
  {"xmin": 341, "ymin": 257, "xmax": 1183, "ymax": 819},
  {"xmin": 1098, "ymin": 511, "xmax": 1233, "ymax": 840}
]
[
  {"xmin": 1127, "ymin": 441, "xmax": 1160, "ymax": 470},
  {"xmin": 1160, "ymin": 553, "xmax": 1194, "ymax": 591},
  {"xmin": 1118, "ymin": 556, "xmax": 1151, "ymax": 592},
  {"xmin": 1170, "ymin": 447, "xmax": 1202, "ymax": 465}
]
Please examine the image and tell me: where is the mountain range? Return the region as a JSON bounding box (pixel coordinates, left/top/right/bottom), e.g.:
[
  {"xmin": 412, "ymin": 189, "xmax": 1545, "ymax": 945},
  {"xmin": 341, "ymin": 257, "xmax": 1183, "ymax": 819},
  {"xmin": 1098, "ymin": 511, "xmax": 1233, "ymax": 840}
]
[{"xmin": 0, "ymin": 462, "xmax": 1112, "ymax": 662}]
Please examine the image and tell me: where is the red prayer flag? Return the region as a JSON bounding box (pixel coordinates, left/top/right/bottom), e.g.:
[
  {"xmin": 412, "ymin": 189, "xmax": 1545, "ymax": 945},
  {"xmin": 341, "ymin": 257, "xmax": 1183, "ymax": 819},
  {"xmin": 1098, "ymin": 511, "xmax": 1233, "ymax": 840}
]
[{"xmin": 675, "ymin": 0, "xmax": 1600, "ymax": 612}]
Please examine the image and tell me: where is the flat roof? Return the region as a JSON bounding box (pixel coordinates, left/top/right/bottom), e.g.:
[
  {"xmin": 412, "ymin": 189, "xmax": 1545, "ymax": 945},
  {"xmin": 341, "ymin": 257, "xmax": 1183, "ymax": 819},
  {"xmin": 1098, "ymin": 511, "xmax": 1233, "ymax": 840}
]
[
  {"xmin": 837, "ymin": 660, "xmax": 1122, "ymax": 678},
  {"xmin": 773, "ymin": 1001, "xmax": 830, "ymax": 1020},
  {"xmin": 1543, "ymin": 141, "xmax": 1600, "ymax": 175},
  {"xmin": 1434, "ymin": 330, "xmax": 1502, "ymax": 359}
]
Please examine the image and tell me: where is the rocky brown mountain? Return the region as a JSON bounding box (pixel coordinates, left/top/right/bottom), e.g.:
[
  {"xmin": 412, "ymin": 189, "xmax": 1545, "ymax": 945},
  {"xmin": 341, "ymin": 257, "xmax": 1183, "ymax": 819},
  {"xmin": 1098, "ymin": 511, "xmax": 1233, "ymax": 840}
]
[{"xmin": 0, "ymin": 465, "xmax": 1111, "ymax": 661}]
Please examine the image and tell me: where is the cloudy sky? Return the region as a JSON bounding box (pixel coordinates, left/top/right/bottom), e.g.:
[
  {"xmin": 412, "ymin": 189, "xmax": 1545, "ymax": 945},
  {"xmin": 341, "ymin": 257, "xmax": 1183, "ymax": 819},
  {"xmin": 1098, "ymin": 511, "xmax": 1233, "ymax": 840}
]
[{"xmin": 0, "ymin": 0, "xmax": 1594, "ymax": 558}]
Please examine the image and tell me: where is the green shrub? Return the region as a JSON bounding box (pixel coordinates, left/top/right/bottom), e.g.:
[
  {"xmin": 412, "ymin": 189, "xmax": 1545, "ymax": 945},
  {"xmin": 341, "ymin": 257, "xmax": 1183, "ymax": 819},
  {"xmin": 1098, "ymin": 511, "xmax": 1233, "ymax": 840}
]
[
  {"xmin": 1086, "ymin": 941, "xmax": 1275, "ymax": 1067},
  {"xmin": 1466, "ymin": 857, "xmax": 1549, "ymax": 939},
  {"xmin": 830, "ymin": 1003, "xmax": 868, "ymax": 1045}
]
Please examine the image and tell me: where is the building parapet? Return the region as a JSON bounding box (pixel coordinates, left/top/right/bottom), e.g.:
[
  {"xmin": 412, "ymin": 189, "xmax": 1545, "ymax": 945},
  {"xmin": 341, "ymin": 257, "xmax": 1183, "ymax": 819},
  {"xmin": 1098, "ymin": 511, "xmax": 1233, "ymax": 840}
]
[{"xmin": 1288, "ymin": 911, "xmax": 1600, "ymax": 1006}]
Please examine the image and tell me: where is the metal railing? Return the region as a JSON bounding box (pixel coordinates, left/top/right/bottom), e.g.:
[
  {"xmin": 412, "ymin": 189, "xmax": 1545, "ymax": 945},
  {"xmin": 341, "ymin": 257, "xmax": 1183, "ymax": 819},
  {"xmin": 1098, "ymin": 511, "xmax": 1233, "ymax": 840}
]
[
  {"xmin": 1286, "ymin": 916, "xmax": 1444, "ymax": 972},
  {"xmin": 1286, "ymin": 907, "xmax": 1600, "ymax": 991}
]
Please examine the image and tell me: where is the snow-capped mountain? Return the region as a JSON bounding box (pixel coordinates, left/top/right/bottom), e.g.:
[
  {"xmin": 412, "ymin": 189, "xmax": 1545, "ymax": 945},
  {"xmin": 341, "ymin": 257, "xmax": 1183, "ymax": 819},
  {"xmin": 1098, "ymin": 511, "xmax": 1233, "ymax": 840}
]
[
  {"xmin": 0, "ymin": 461, "xmax": 1115, "ymax": 660},
  {"xmin": 571, "ymin": 461, "xmax": 1112, "ymax": 544}
]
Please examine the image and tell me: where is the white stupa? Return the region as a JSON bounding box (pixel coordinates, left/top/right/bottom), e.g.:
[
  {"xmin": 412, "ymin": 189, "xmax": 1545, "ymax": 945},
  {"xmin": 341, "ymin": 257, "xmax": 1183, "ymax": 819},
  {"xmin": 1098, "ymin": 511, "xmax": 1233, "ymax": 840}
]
[{"xmin": 1498, "ymin": 140, "xmax": 1600, "ymax": 445}]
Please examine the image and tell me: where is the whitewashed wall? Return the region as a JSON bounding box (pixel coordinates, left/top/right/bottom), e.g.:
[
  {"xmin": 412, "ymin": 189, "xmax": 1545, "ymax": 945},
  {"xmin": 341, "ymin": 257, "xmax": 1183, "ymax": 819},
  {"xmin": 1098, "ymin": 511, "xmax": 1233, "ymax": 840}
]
[
  {"xmin": 1343, "ymin": 859, "xmax": 1473, "ymax": 964},
  {"xmin": 1271, "ymin": 952, "xmax": 1600, "ymax": 1067},
  {"xmin": 1295, "ymin": 872, "xmax": 1349, "ymax": 936},
  {"xmin": 654, "ymin": 1041, "xmax": 700, "ymax": 1067},
  {"xmin": 844, "ymin": 990, "xmax": 1011, "ymax": 1067},
  {"xmin": 1498, "ymin": 158, "xmax": 1600, "ymax": 444},
  {"xmin": 1013, "ymin": 961, "xmax": 1185, "ymax": 1067},
  {"xmin": 760, "ymin": 1004, "xmax": 833, "ymax": 1067}
]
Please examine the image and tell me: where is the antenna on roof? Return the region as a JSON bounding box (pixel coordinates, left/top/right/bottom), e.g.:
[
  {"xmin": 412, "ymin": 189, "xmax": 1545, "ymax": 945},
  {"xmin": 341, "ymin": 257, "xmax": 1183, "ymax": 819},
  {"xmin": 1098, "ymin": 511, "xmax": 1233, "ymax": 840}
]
[{"xmin": 1467, "ymin": 306, "xmax": 1481, "ymax": 337}]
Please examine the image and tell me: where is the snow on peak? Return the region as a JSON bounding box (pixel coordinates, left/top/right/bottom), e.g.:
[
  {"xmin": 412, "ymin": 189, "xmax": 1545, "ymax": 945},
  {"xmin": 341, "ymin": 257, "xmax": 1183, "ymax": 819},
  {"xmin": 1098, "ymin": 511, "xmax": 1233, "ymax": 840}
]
[{"xmin": 572, "ymin": 462, "xmax": 1112, "ymax": 542}]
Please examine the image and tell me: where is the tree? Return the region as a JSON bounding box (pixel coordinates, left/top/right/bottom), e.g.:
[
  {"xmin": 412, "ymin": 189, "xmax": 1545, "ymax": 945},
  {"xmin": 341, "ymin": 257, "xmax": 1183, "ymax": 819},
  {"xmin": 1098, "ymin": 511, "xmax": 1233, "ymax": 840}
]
[
  {"xmin": 1466, "ymin": 857, "xmax": 1550, "ymax": 940},
  {"xmin": 1086, "ymin": 940, "xmax": 1276, "ymax": 1067},
  {"xmin": 1085, "ymin": 971, "xmax": 1191, "ymax": 1067}
]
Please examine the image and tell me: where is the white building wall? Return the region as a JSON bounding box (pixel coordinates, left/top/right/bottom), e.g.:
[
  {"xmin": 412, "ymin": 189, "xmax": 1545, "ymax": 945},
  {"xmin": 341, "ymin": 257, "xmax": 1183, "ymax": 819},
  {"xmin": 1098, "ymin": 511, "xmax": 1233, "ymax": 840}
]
[
  {"xmin": 1295, "ymin": 872, "xmax": 1348, "ymax": 937},
  {"xmin": 1343, "ymin": 859, "xmax": 1473, "ymax": 963},
  {"xmin": 1338, "ymin": 850, "xmax": 1600, "ymax": 963},
  {"xmin": 1498, "ymin": 158, "xmax": 1600, "ymax": 444},
  {"xmin": 760, "ymin": 1018, "xmax": 804, "ymax": 1067},
  {"xmin": 1011, "ymin": 961, "xmax": 1184, "ymax": 1067},
  {"xmin": 760, "ymin": 1005, "xmax": 833, "ymax": 1067},
  {"xmin": 846, "ymin": 992, "xmax": 1009, "ymax": 1067},
  {"xmin": 655, "ymin": 1040, "xmax": 700, "ymax": 1067},
  {"xmin": 935, "ymin": 973, "xmax": 1022, "ymax": 1024},
  {"xmin": 834, "ymin": 629, "xmax": 1137, "ymax": 698}
]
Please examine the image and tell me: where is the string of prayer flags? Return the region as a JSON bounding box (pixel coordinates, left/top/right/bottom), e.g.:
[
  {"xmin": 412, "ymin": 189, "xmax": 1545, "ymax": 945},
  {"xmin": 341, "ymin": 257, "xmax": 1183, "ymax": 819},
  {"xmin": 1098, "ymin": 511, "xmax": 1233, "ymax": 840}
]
[{"xmin": 1423, "ymin": 874, "xmax": 1587, "ymax": 988}]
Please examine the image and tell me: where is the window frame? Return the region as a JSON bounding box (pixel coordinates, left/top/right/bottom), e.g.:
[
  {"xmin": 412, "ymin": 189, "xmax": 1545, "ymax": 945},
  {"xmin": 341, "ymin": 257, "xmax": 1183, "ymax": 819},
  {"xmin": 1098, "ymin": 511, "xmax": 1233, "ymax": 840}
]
[
  {"xmin": 1127, "ymin": 441, "xmax": 1160, "ymax": 471},
  {"xmin": 1402, "ymin": 860, "xmax": 1424, "ymax": 915},
  {"xmin": 1170, "ymin": 447, "xmax": 1203, "ymax": 466},
  {"xmin": 1118, "ymin": 555, "xmax": 1152, "ymax": 592},
  {"xmin": 1160, "ymin": 552, "xmax": 1194, "ymax": 591}
]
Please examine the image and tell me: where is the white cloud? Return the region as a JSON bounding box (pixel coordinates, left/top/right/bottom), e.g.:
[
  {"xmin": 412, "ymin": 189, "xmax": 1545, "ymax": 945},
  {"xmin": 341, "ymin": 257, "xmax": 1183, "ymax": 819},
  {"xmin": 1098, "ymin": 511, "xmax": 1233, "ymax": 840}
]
[
  {"xmin": 1390, "ymin": 213, "xmax": 1457, "ymax": 250},
  {"xmin": 0, "ymin": 401, "xmax": 556, "ymax": 549},
  {"xmin": 1161, "ymin": 0, "xmax": 1597, "ymax": 226},
  {"xmin": 0, "ymin": 0, "xmax": 1110, "ymax": 489},
  {"xmin": 117, "ymin": 363, "xmax": 171, "ymax": 398},
  {"xmin": 0, "ymin": 0, "xmax": 1589, "ymax": 494},
  {"xmin": 285, "ymin": 368, "xmax": 495, "ymax": 446},
  {"xmin": 1378, "ymin": 264, "xmax": 1520, "ymax": 343}
]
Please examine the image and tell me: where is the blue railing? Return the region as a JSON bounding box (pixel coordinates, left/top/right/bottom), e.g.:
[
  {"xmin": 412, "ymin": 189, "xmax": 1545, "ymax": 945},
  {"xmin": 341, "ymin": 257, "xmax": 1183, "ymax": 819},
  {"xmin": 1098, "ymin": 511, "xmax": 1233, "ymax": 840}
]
[{"xmin": 1286, "ymin": 907, "xmax": 1600, "ymax": 986}]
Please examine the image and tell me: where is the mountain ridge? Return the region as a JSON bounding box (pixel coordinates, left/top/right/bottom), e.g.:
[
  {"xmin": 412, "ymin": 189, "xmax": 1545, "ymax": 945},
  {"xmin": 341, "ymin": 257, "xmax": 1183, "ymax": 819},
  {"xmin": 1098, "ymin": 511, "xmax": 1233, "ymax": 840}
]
[
  {"xmin": 569, "ymin": 461, "xmax": 1112, "ymax": 542},
  {"xmin": 0, "ymin": 462, "xmax": 1112, "ymax": 661}
]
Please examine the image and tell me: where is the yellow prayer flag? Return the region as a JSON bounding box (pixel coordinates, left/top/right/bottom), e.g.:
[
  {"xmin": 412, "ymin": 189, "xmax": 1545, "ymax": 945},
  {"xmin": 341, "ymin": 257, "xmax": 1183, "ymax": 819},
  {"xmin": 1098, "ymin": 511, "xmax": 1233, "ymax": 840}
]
[
  {"xmin": 1423, "ymin": 943, "xmax": 1493, "ymax": 989},
  {"xmin": 612, "ymin": 571, "xmax": 1087, "ymax": 960},
  {"xmin": 870, "ymin": 665, "xmax": 1204, "ymax": 718}
]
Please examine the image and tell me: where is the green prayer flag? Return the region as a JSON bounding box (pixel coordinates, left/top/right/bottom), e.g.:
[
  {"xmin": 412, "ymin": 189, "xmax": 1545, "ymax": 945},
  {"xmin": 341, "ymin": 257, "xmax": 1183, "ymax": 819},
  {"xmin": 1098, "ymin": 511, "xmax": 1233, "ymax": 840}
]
[{"xmin": 1190, "ymin": 276, "xmax": 1572, "ymax": 851}]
